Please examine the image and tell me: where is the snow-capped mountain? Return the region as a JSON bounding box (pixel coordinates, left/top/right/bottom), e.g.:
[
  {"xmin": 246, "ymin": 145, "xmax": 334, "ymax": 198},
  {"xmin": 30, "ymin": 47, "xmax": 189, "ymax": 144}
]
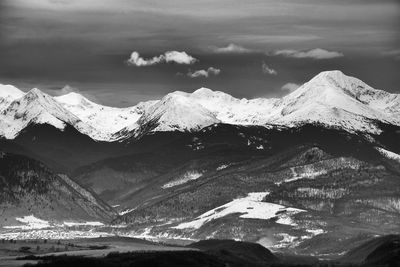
[
  {"xmin": 0, "ymin": 88, "xmax": 95, "ymax": 139},
  {"xmin": 128, "ymin": 70, "xmax": 400, "ymax": 137},
  {"xmin": 125, "ymin": 92, "xmax": 221, "ymax": 138},
  {"xmin": 269, "ymin": 71, "xmax": 400, "ymax": 133},
  {"xmin": 0, "ymin": 70, "xmax": 399, "ymax": 141},
  {"xmin": 54, "ymin": 92, "xmax": 156, "ymax": 141},
  {"xmin": 0, "ymin": 84, "xmax": 25, "ymax": 111}
]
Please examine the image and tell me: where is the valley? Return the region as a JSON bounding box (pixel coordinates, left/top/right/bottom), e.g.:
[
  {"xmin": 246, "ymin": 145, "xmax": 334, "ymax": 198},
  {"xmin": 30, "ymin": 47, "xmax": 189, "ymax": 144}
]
[{"xmin": 0, "ymin": 71, "xmax": 399, "ymax": 265}]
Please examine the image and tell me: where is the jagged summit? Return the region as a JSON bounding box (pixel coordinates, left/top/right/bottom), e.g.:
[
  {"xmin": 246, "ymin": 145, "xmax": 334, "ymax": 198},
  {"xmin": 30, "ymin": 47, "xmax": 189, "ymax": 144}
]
[{"xmin": 0, "ymin": 71, "xmax": 399, "ymax": 141}]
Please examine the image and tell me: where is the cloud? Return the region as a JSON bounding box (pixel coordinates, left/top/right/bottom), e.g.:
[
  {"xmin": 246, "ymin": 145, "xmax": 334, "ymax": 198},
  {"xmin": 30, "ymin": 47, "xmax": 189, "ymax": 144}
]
[
  {"xmin": 281, "ymin": 83, "xmax": 300, "ymax": 93},
  {"xmin": 262, "ymin": 62, "xmax": 277, "ymax": 75},
  {"xmin": 127, "ymin": 51, "xmax": 197, "ymax": 66},
  {"xmin": 273, "ymin": 48, "xmax": 344, "ymax": 59},
  {"xmin": 164, "ymin": 51, "xmax": 198, "ymax": 64},
  {"xmin": 187, "ymin": 67, "xmax": 221, "ymax": 78},
  {"xmin": 209, "ymin": 43, "xmax": 253, "ymax": 54},
  {"xmin": 53, "ymin": 84, "xmax": 80, "ymax": 96}
]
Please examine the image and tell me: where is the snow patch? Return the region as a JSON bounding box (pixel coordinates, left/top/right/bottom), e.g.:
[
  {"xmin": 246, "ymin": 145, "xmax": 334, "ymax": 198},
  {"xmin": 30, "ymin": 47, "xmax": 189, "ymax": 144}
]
[
  {"xmin": 306, "ymin": 229, "xmax": 325, "ymax": 236},
  {"xmin": 62, "ymin": 221, "xmax": 104, "ymax": 227},
  {"xmin": 4, "ymin": 215, "xmax": 50, "ymax": 230},
  {"xmin": 217, "ymin": 164, "xmax": 230, "ymax": 171},
  {"xmin": 162, "ymin": 171, "xmax": 203, "ymax": 189},
  {"xmin": 173, "ymin": 192, "xmax": 305, "ymax": 229},
  {"xmin": 273, "ymin": 233, "xmax": 300, "ymax": 248},
  {"xmin": 119, "ymin": 208, "xmax": 136, "ymax": 216},
  {"xmin": 0, "ymin": 230, "xmax": 113, "ymax": 240},
  {"xmin": 376, "ymin": 147, "xmax": 400, "ymax": 163}
]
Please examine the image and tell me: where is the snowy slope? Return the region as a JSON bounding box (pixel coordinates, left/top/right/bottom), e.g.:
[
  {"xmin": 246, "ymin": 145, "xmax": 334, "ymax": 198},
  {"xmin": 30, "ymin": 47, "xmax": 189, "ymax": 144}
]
[
  {"xmin": 174, "ymin": 192, "xmax": 305, "ymax": 229},
  {"xmin": 1, "ymin": 70, "xmax": 399, "ymax": 141},
  {"xmin": 54, "ymin": 92, "xmax": 156, "ymax": 141},
  {"xmin": 132, "ymin": 92, "xmax": 220, "ymax": 136},
  {"xmin": 0, "ymin": 88, "xmax": 96, "ymax": 139},
  {"xmin": 185, "ymin": 88, "xmax": 278, "ymax": 125},
  {"xmin": 127, "ymin": 71, "xmax": 399, "ymax": 135},
  {"xmin": 269, "ymin": 71, "xmax": 400, "ymax": 133},
  {"xmin": 0, "ymin": 84, "xmax": 25, "ymax": 112}
]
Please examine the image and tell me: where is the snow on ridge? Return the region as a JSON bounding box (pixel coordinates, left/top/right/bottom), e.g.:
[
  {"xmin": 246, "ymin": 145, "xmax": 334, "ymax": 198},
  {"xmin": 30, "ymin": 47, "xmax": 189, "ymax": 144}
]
[
  {"xmin": 0, "ymin": 88, "xmax": 98, "ymax": 140},
  {"xmin": 1, "ymin": 70, "xmax": 399, "ymax": 141},
  {"xmin": 62, "ymin": 221, "xmax": 104, "ymax": 227},
  {"xmin": 0, "ymin": 84, "xmax": 25, "ymax": 101},
  {"xmin": 139, "ymin": 92, "xmax": 220, "ymax": 133},
  {"xmin": 376, "ymin": 147, "xmax": 400, "ymax": 163},
  {"xmin": 162, "ymin": 171, "xmax": 203, "ymax": 189},
  {"xmin": 173, "ymin": 192, "xmax": 305, "ymax": 229},
  {"xmin": 54, "ymin": 92, "xmax": 152, "ymax": 141},
  {"xmin": 217, "ymin": 164, "xmax": 230, "ymax": 170},
  {"xmin": 119, "ymin": 208, "xmax": 136, "ymax": 216}
]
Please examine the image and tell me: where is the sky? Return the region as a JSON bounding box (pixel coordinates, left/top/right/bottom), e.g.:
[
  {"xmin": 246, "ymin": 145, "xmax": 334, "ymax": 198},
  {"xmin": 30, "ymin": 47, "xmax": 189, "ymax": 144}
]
[{"xmin": 0, "ymin": 0, "xmax": 399, "ymax": 106}]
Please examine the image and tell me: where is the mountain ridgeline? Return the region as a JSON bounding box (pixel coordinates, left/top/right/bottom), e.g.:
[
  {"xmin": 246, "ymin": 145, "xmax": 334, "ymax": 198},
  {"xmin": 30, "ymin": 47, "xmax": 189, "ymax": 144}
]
[
  {"xmin": 0, "ymin": 70, "xmax": 399, "ymax": 256},
  {"xmin": 1, "ymin": 70, "xmax": 400, "ymax": 143}
]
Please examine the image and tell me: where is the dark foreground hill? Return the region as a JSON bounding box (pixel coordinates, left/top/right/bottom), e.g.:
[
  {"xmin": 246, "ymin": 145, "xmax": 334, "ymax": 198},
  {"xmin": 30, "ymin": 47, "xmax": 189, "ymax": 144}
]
[
  {"xmin": 19, "ymin": 236, "xmax": 400, "ymax": 267},
  {"xmin": 188, "ymin": 239, "xmax": 279, "ymax": 265},
  {"xmin": 341, "ymin": 234, "xmax": 400, "ymax": 266},
  {"xmin": 0, "ymin": 152, "xmax": 116, "ymax": 227}
]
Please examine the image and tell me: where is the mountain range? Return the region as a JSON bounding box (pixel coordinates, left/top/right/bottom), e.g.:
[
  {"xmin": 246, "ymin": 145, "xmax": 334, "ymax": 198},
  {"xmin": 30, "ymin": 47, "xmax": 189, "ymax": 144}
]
[
  {"xmin": 0, "ymin": 70, "xmax": 399, "ymax": 256},
  {"xmin": 1, "ymin": 70, "xmax": 399, "ymax": 142}
]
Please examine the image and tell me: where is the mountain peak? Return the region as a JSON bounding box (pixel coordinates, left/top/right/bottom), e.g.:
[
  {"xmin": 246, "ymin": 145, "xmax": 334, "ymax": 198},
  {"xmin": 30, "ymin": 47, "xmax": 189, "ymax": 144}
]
[
  {"xmin": 27, "ymin": 87, "xmax": 44, "ymax": 95},
  {"xmin": 135, "ymin": 91, "xmax": 220, "ymax": 134},
  {"xmin": 313, "ymin": 70, "xmax": 346, "ymax": 80},
  {"xmin": 190, "ymin": 87, "xmax": 235, "ymax": 103},
  {"xmin": 55, "ymin": 92, "xmax": 92, "ymax": 106},
  {"xmin": 24, "ymin": 88, "xmax": 50, "ymax": 101},
  {"xmin": 304, "ymin": 70, "xmax": 370, "ymax": 94},
  {"xmin": 192, "ymin": 87, "xmax": 215, "ymax": 96}
]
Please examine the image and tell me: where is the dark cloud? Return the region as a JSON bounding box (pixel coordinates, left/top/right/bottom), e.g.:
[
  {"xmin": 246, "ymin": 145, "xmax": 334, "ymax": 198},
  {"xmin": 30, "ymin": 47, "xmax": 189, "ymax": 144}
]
[{"xmin": 0, "ymin": 0, "xmax": 399, "ymax": 106}]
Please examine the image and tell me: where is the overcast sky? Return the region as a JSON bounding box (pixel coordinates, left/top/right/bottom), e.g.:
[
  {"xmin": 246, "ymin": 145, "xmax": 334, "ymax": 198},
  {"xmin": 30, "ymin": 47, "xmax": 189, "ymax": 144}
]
[{"xmin": 0, "ymin": 0, "xmax": 399, "ymax": 106}]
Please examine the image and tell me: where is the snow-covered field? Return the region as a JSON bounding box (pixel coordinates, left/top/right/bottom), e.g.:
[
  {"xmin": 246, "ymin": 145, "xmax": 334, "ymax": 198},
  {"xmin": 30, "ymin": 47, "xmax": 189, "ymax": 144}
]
[
  {"xmin": 0, "ymin": 229, "xmax": 113, "ymax": 240},
  {"xmin": 0, "ymin": 215, "xmax": 107, "ymax": 240},
  {"xmin": 173, "ymin": 192, "xmax": 305, "ymax": 229},
  {"xmin": 4, "ymin": 215, "xmax": 50, "ymax": 230}
]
